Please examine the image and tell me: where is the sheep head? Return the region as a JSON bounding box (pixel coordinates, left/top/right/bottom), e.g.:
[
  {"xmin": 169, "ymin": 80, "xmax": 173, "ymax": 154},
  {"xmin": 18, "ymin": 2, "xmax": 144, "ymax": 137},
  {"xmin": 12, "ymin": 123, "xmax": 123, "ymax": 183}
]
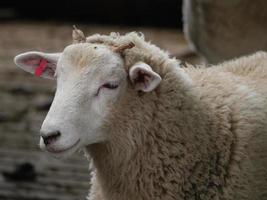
[{"xmin": 14, "ymin": 31, "xmax": 162, "ymax": 158}]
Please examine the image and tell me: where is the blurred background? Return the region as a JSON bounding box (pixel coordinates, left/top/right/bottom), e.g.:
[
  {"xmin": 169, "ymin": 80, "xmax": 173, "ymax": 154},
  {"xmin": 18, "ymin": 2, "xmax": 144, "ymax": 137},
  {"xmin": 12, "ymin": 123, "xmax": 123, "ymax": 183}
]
[{"xmin": 0, "ymin": 0, "xmax": 266, "ymax": 199}]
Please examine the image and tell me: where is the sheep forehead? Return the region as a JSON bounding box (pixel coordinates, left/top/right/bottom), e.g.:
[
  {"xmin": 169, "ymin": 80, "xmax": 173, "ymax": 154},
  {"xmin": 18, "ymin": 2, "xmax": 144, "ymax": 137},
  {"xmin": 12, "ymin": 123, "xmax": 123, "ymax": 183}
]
[
  {"xmin": 59, "ymin": 43, "xmax": 125, "ymax": 81},
  {"xmin": 61, "ymin": 43, "xmax": 114, "ymax": 70}
]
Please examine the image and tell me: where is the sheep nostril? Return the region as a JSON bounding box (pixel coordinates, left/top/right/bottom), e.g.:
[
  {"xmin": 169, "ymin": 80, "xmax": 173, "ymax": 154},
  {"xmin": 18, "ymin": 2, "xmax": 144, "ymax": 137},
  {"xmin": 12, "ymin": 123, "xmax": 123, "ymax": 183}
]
[{"xmin": 42, "ymin": 131, "xmax": 61, "ymax": 146}]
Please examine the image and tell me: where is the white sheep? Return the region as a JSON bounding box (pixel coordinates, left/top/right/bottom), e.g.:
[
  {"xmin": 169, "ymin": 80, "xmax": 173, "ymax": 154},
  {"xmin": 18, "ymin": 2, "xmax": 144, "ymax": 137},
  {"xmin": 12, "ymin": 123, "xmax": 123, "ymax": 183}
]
[
  {"xmin": 14, "ymin": 28, "xmax": 267, "ymax": 200},
  {"xmin": 183, "ymin": 0, "xmax": 267, "ymax": 63}
]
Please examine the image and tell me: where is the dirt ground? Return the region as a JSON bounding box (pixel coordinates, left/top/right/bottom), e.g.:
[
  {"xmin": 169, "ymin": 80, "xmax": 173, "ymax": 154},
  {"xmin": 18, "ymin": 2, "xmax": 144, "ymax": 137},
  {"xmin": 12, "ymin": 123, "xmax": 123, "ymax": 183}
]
[{"xmin": 0, "ymin": 21, "xmax": 200, "ymax": 200}]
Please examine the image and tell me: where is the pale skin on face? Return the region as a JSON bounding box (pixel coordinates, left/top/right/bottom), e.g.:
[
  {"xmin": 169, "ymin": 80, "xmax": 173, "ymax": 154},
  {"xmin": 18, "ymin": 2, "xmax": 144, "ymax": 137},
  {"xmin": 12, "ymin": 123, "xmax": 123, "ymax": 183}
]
[{"xmin": 14, "ymin": 42, "xmax": 162, "ymax": 158}]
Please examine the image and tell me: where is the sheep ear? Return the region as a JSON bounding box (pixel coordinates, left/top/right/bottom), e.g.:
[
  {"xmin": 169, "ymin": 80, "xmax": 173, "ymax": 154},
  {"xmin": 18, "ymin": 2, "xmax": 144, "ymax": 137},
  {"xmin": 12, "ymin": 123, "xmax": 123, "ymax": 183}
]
[
  {"xmin": 14, "ymin": 52, "xmax": 61, "ymax": 79},
  {"xmin": 129, "ymin": 62, "xmax": 161, "ymax": 92}
]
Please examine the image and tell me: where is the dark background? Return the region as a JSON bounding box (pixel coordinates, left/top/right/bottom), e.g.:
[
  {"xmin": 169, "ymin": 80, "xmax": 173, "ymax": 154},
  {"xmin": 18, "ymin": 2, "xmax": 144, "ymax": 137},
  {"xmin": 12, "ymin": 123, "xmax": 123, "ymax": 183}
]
[{"xmin": 0, "ymin": 0, "xmax": 183, "ymax": 28}]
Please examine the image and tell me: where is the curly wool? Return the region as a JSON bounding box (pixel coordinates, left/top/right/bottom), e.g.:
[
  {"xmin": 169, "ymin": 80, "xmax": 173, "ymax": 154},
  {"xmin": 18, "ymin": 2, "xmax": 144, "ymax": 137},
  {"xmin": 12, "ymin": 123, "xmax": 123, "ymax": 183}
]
[{"xmin": 85, "ymin": 32, "xmax": 267, "ymax": 200}]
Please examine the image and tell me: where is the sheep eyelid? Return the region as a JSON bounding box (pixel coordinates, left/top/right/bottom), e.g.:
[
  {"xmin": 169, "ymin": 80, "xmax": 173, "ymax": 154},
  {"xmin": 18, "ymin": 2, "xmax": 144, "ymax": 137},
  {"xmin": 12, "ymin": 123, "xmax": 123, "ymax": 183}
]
[
  {"xmin": 102, "ymin": 83, "xmax": 119, "ymax": 89},
  {"xmin": 94, "ymin": 82, "xmax": 119, "ymax": 97}
]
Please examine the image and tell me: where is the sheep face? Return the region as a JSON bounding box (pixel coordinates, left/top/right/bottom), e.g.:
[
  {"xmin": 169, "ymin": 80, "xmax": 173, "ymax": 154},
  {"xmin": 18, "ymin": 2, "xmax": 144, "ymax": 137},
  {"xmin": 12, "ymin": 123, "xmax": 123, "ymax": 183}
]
[
  {"xmin": 45, "ymin": 43, "xmax": 129, "ymax": 158},
  {"xmin": 14, "ymin": 42, "xmax": 161, "ymax": 158}
]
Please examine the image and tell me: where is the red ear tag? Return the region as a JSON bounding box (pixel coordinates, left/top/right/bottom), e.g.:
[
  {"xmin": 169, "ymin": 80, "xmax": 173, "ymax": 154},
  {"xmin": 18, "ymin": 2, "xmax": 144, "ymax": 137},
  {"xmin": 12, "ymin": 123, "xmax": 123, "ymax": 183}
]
[{"xmin": 35, "ymin": 59, "xmax": 48, "ymax": 77}]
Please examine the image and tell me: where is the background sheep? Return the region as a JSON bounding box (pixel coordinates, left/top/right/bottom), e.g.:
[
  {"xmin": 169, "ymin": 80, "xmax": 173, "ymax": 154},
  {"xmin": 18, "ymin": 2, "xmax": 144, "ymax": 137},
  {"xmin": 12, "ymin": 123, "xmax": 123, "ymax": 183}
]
[
  {"xmin": 14, "ymin": 29, "xmax": 267, "ymax": 200},
  {"xmin": 183, "ymin": 0, "xmax": 267, "ymax": 63}
]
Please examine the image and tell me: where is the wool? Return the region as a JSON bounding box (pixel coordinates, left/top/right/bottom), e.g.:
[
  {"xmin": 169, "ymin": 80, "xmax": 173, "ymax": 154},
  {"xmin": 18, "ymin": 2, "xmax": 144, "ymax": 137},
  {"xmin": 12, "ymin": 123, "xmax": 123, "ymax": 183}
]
[
  {"xmin": 84, "ymin": 33, "xmax": 267, "ymax": 200},
  {"xmin": 183, "ymin": 0, "xmax": 267, "ymax": 63}
]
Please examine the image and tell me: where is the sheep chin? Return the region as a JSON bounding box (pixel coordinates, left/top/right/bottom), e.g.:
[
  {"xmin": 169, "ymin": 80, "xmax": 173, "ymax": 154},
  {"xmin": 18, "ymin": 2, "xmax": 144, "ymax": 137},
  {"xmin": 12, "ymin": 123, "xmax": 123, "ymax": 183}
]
[{"xmin": 41, "ymin": 139, "xmax": 81, "ymax": 159}]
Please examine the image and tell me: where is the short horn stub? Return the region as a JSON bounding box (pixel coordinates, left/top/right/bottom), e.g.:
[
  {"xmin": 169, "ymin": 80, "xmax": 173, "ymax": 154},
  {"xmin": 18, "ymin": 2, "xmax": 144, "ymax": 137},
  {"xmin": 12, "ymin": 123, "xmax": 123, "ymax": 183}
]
[
  {"xmin": 114, "ymin": 42, "xmax": 135, "ymax": 53},
  {"xmin": 72, "ymin": 25, "xmax": 86, "ymax": 44}
]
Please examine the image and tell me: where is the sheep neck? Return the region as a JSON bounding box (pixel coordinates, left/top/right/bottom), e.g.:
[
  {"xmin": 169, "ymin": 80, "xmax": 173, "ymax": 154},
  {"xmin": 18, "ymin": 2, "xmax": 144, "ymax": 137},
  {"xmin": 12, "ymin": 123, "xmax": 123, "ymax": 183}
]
[{"xmin": 86, "ymin": 66, "xmax": 232, "ymax": 200}]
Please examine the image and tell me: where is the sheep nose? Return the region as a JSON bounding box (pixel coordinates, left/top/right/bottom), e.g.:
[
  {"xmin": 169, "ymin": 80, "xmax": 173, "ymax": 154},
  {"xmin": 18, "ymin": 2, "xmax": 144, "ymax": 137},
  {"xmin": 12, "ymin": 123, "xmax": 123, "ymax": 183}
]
[{"xmin": 41, "ymin": 131, "xmax": 61, "ymax": 146}]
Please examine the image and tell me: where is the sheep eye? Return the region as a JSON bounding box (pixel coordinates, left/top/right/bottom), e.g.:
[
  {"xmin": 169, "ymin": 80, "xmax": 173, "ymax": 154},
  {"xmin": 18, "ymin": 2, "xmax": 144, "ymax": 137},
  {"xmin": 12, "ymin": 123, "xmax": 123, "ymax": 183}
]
[
  {"xmin": 102, "ymin": 83, "xmax": 118, "ymax": 89},
  {"xmin": 95, "ymin": 82, "xmax": 119, "ymax": 96}
]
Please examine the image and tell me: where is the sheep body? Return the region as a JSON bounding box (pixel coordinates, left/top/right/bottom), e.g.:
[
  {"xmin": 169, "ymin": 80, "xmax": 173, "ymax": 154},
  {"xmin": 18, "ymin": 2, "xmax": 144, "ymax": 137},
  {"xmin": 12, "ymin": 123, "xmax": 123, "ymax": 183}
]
[
  {"xmin": 84, "ymin": 33, "xmax": 267, "ymax": 200},
  {"xmin": 183, "ymin": 0, "xmax": 267, "ymax": 63},
  {"xmin": 15, "ymin": 31, "xmax": 267, "ymax": 200}
]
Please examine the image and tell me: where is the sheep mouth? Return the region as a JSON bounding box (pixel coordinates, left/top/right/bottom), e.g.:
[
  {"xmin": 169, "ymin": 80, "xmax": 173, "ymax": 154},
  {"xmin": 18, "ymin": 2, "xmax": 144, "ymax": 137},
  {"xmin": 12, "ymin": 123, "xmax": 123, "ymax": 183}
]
[{"xmin": 46, "ymin": 139, "xmax": 81, "ymax": 154}]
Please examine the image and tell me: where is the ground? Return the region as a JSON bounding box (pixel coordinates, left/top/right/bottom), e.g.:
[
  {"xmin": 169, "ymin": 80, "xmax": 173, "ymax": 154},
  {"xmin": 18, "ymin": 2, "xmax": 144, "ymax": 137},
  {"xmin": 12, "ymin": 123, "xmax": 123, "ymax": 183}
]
[{"xmin": 0, "ymin": 21, "xmax": 199, "ymax": 200}]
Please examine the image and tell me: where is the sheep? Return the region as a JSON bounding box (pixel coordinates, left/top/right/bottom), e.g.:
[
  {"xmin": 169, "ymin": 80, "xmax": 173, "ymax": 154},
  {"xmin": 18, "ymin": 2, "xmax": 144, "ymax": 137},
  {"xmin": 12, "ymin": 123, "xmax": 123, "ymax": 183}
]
[
  {"xmin": 14, "ymin": 28, "xmax": 267, "ymax": 200},
  {"xmin": 183, "ymin": 0, "xmax": 267, "ymax": 63}
]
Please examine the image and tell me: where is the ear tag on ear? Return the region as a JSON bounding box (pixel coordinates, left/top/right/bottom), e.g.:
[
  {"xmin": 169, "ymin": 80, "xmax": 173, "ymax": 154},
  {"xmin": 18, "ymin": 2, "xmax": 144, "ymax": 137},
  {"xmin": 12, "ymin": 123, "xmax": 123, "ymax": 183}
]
[{"xmin": 35, "ymin": 59, "xmax": 48, "ymax": 77}]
